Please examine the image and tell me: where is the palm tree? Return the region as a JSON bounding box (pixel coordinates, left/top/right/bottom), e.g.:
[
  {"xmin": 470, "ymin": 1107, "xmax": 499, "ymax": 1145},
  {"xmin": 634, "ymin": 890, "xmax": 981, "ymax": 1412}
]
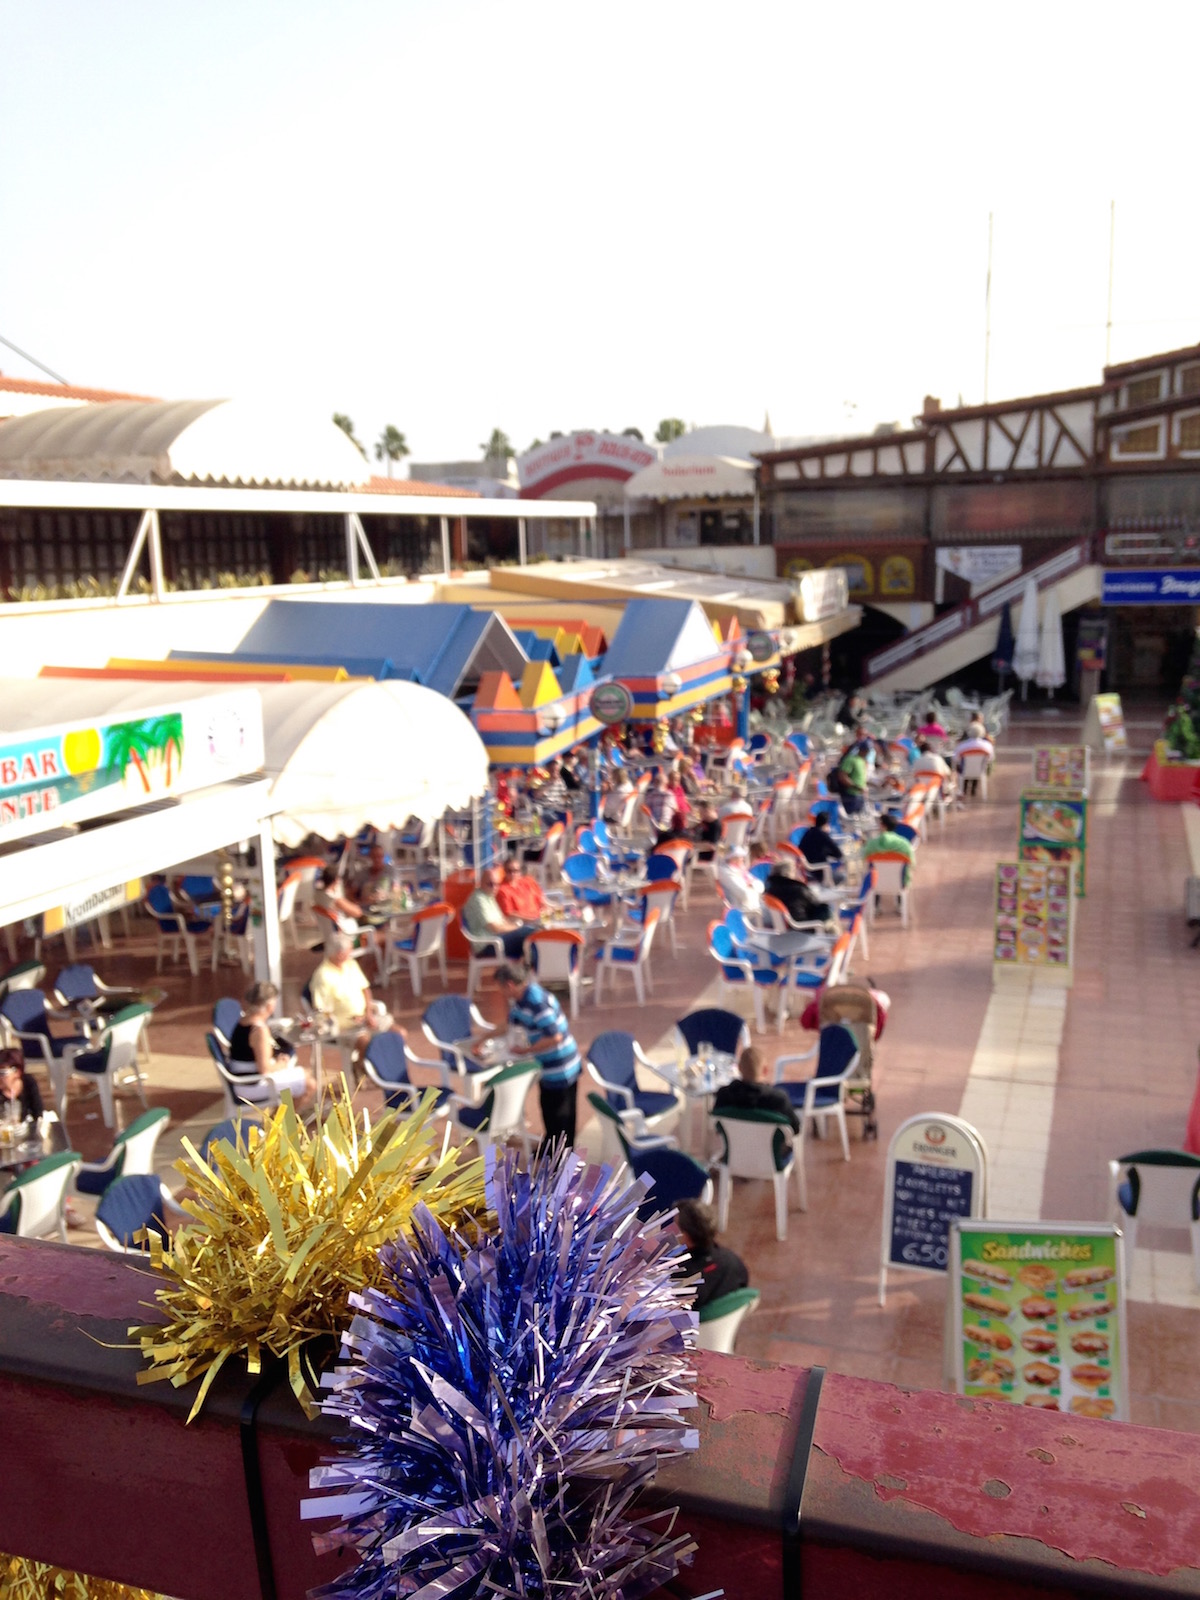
[
  {"xmin": 480, "ymin": 428, "xmax": 514, "ymax": 463},
  {"xmin": 332, "ymin": 413, "xmax": 366, "ymax": 457},
  {"xmin": 622, "ymin": 426, "xmax": 644, "ymax": 441},
  {"xmin": 374, "ymin": 425, "xmax": 410, "ymax": 479},
  {"xmin": 654, "ymin": 418, "xmax": 686, "ymax": 444}
]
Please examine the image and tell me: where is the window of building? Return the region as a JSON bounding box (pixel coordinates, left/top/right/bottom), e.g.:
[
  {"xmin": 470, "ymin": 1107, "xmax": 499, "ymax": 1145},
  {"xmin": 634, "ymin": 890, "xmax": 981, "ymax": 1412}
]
[
  {"xmin": 1126, "ymin": 375, "xmax": 1163, "ymax": 407},
  {"xmin": 1178, "ymin": 413, "xmax": 1200, "ymax": 453},
  {"xmin": 1179, "ymin": 365, "xmax": 1200, "ymax": 397},
  {"xmin": 1114, "ymin": 423, "xmax": 1162, "ymax": 457}
]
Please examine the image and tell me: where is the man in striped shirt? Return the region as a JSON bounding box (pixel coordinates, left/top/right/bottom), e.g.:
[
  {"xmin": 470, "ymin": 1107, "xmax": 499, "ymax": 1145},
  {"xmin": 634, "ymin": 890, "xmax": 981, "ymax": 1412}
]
[{"xmin": 494, "ymin": 962, "xmax": 581, "ymax": 1150}]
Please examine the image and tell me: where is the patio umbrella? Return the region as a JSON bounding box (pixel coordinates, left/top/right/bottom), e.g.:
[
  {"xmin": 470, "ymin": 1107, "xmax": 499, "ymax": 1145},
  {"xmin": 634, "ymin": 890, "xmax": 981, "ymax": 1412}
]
[
  {"xmin": 1036, "ymin": 587, "xmax": 1066, "ymax": 699},
  {"xmin": 992, "ymin": 600, "xmax": 1014, "ymax": 693},
  {"xmin": 1013, "ymin": 577, "xmax": 1041, "ymax": 700}
]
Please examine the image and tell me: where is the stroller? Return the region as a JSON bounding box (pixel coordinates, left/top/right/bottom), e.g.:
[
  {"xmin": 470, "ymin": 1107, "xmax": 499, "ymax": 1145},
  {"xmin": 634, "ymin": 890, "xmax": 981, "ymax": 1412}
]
[{"xmin": 817, "ymin": 978, "xmax": 887, "ymax": 1140}]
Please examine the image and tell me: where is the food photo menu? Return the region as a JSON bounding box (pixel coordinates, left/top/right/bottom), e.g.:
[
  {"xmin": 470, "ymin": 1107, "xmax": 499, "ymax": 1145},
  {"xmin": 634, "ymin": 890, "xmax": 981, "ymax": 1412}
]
[
  {"xmin": 993, "ymin": 860, "xmax": 1074, "ymax": 976},
  {"xmin": 950, "ymin": 1223, "xmax": 1127, "ymax": 1420}
]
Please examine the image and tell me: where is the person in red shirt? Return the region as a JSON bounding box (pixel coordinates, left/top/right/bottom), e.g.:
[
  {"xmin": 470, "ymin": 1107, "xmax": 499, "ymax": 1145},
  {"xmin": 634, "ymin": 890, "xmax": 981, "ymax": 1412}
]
[{"xmin": 495, "ymin": 857, "xmax": 548, "ymax": 923}]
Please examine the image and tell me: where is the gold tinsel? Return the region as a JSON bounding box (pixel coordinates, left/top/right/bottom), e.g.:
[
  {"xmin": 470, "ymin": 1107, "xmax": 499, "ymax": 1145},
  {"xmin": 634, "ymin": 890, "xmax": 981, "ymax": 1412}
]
[
  {"xmin": 132, "ymin": 1087, "xmax": 486, "ymax": 1420},
  {"xmin": 0, "ymin": 1552, "xmax": 163, "ymax": 1600}
]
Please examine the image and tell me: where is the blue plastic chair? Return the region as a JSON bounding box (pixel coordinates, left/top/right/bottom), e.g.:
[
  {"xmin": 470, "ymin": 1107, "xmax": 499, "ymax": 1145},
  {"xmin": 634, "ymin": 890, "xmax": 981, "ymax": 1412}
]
[
  {"xmin": 786, "ymin": 732, "xmax": 811, "ymax": 759},
  {"xmin": 362, "ymin": 1031, "xmax": 450, "ymax": 1115},
  {"xmin": 630, "ymin": 1145, "xmax": 712, "ymax": 1222},
  {"xmin": 53, "ymin": 964, "xmax": 101, "ymax": 1004},
  {"xmin": 773, "ymin": 1023, "xmax": 861, "ymax": 1159},
  {"xmin": 561, "ymin": 852, "xmax": 615, "ymax": 908},
  {"xmin": 421, "ymin": 995, "xmax": 488, "ymax": 1074},
  {"xmin": 708, "ymin": 924, "xmax": 784, "ymax": 1032},
  {"xmin": 749, "ymin": 862, "xmax": 772, "ymax": 886},
  {"xmin": 95, "ymin": 1174, "xmax": 173, "ymax": 1251},
  {"xmin": 645, "ymin": 854, "xmax": 679, "ymax": 884},
  {"xmin": 585, "ymin": 1031, "xmax": 681, "ymax": 1124},
  {"xmin": 893, "ymin": 822, "xmax": 919, "ymax": 844},
  {"xmin": 674, "ymin": 1008, "xmax": 751, "ymax": 1063},
  {"xmin": 199, "ymin": 1114, "xmax": 263, "ymax": 1166},
  {"xmin": 1, "ymin": 989, "xmax": 79, "ymax": 1062},
  {"xmin": 212, "ymin": 998, "xmax": 242, "ymax": 1048}
]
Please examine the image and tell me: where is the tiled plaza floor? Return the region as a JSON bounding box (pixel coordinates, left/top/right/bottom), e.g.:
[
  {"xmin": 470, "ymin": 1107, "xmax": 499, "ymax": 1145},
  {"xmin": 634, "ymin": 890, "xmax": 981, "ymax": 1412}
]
[{"xmin": 27, "ymin": 698, "xmax": 1200, "ymax": 1432}]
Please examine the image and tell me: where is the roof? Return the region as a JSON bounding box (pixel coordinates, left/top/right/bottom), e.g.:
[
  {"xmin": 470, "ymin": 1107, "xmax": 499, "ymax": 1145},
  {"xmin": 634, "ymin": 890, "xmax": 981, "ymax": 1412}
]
[
  {"xmin": 1103, "ymin": 341, "xmax": 1200, "ymax": 381},
  {"xmin": 600, "ymin": 598, "xmax": 725, "ymax": 678},
  {"xmin": 625, "ymin": 454, "xmax": 756, "ymax": 500},
  {"xmin": 363, "ymin": 474, "xmax": 480, "ymax": 499},
  {"xmin": 486, "ymin": 559, "xmax": 797, "ymax": 630},
  {"xmin": 0, "ymin": 374, "xmax": 158, "ymax": 405},
  {"xmin": 0, "ymin": 397, "xmax": 373, "ymax": 489},
  {"xmin": 235, "ymin": 600, "xmax": 528, "ymax": 699}
]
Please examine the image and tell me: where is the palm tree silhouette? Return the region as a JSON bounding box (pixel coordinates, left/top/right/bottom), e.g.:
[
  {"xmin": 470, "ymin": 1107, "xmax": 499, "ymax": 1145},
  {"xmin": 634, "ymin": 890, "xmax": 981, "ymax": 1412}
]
[
  {"xmin": 102, "ymin": 714, "xmax": 185, "ymax": 793},
  {"xmin": 374, "ymin": 425, "xmax": 410, "ymax": 479}
]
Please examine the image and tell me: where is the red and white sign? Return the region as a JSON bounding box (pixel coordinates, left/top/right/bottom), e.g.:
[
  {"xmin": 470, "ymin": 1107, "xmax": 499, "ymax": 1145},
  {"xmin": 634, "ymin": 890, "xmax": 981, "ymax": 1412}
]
[{"xmin": 517, "ymin": 432, "xmax": 657, "ymax": 498}]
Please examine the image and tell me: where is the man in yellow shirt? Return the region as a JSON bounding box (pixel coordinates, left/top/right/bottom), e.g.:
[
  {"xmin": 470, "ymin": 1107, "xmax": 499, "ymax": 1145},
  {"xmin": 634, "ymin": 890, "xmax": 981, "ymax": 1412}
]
[{"xmin": 310, "ymin": 936, "xmax": 391, "ymax": 1070}]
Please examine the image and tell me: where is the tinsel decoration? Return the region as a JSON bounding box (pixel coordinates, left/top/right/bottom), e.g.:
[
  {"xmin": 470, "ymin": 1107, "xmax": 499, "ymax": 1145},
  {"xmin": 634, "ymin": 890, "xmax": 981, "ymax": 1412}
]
[
  {"xmin": 0, "ymin": 1553, "xmax": 162, "ymax": 1600},
  {"xmin": 303, "ymin": 1145, "xmax": 700, "ymax": 1600},
  {"xmin": 132, "ymin": 1087, "xmax": 486, "ymax": 1421}
]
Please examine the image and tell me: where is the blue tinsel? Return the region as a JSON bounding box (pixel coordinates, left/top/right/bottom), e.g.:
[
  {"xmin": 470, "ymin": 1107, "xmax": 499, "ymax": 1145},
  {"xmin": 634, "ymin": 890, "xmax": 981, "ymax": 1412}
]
[{"xmin": 303, "ymin": 1145, "xmax": 700, "ymax": 1599}]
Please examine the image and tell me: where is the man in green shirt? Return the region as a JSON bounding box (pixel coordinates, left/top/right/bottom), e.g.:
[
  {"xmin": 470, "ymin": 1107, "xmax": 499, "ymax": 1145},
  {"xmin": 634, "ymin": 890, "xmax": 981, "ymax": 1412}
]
[
  {"xmin": 463, "ymin": 866, "xmax": 538, "ymax": 959},
  {"xmin": 836, "ymin": 750, "xmax": 868, "ymax": 815},
  {"xmin": 862, "ymin": 812, "xmax": 915, "ymax": 882}
]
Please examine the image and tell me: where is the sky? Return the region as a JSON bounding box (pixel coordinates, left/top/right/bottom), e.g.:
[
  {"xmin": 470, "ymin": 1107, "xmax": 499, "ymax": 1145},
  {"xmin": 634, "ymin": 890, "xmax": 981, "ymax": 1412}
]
[{"xmin": 2, "ymin": 1, "xmax": 1198, "ymax": 465}]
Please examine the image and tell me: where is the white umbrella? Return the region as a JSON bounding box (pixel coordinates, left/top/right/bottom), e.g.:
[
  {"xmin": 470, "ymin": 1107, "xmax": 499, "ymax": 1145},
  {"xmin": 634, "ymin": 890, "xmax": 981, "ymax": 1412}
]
[
  {"xmin": 1013, "ymin": 577, "xmax": 1041, "ymax": 700},
  {"xmin": 1036, "ymin": 587, "xmax": 1066, "ymax": 698}
]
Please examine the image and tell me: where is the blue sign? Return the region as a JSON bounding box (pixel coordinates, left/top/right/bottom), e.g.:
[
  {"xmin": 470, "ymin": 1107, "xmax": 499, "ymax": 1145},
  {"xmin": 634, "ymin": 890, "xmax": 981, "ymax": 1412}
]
[
  {"xmin": 1102, "ymin": 569, "xmax": 1200, "ymax": 605},
  {"xmin": 887, "ymin": 1159, "xmax": 975, "ymax": 1271}
]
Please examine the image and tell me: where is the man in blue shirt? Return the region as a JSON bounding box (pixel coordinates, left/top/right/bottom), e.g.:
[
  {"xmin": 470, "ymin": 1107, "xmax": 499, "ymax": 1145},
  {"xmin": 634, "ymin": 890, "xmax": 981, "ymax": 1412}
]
[{"xmin": 494, "ymin": 963, "xmax": 581, "ymax": 1151}]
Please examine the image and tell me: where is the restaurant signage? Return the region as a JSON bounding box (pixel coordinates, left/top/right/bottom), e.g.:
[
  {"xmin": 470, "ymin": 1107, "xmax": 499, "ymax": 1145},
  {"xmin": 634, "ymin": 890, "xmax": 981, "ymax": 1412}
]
[
  {"xmin": 879, "ymin": 1112, "xmax": 988, "ymax": 1304},
  {"xmin": 1083, "ymin": 691, "xmax": 1127, "ymax": 753},
  {"xmin": 1076, "ymin": 614, "xmax": 1109, "ymax": 672},
  {"xmin": 1019, "ymin": 789, "xmax": 1088, "ymax": 896},
  {"xmin": 0, "ymin": 689, "xmax": 265, "ymax": 846},
  {"xmin": 746, "ymin": 630, "xmax": 776, "ymax": 664},
  {"xmin": 1101, "ymin": 568, "xmax": 1200, "ymax": 605},
  {"xmin": 589, "ymin": 682, "xmax": 635, "ymax": 726},
  {"xmin": 1030, "ymin": 746, "xmax": 1089, "ymax": 793},
  {"xmin": 994, "ymin": 859, "xmax": 1075, "ymax": 978},
  {"xmin": 43, "ymin": 878, "xmax": 143, "ymax": 936},
  {"xmin": 949, "ymin": 1220, "xmax": 1127, "ymax": 1420},
  {"xmin": 517, "ymin": 432, "xmax": 657, "ymax": 497}
]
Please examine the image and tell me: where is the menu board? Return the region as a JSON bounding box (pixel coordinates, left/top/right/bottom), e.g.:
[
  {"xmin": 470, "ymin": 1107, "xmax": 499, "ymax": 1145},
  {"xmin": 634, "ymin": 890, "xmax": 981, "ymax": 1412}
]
[
  {"xmin": 994, "ymin": 860, "xmax": 1074, "ymax": 977},
  {"xmin": 950, "ymin": 1221, "xmax": 1127, "ymax": 1420},
  {"xmin": 1018, "ymin": 789, "xmax": 1088, "ymax": 896},
  {"xmin": 1031, "ymin": 746, "xmax": 1089, "ymax": 793},
  {"xmin": 1083, "ymin": 692, "xmax": 1127, "ymax": 753},
  {"xmin": 879, "ymin": 1113, "xmax": 988, "ymax": 1305}
]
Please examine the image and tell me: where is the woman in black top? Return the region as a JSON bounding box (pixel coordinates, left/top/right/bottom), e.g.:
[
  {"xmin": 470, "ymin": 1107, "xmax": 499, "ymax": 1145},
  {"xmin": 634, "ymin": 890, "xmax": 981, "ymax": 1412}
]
[
  {"xmin": 228, "ymin": 982, "xmax": 315, "ymax": 1110},
  {"xmin": 0, "ymin": 1048, "xmax": 43, "ymax": 1122},
  {"xmin": 676, "ymin": 1199, "xmax": 749, "ymax": 1311}
]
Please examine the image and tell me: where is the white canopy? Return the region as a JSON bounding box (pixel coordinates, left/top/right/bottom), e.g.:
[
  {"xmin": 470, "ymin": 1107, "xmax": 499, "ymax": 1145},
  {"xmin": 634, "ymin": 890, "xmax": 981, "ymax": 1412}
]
[
  {"xmin": 624, "ymin": 454, "xmax": 756, "ymax": 501},
  {"xmin": 0, "ymin": 678, "xmax": 489, "ymax": 849}
]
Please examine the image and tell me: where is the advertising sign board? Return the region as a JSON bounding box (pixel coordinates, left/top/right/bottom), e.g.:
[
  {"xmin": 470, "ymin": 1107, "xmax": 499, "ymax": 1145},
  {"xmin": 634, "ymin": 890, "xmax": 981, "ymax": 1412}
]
[
  {"xmin": 1102, "ymin": 569, "xmax": 1200, "ymax": 605},
  {"xmin": 879, "ymin": 1113, "xmax": 988, "ymax": 1304},
  {"xmin": 1019, "ymin": 790, "xmax": 1088, "ymax": 896}
]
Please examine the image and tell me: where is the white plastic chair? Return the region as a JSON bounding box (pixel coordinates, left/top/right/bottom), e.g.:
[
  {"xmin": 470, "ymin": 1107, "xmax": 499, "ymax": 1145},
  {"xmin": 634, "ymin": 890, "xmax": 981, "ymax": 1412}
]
[
  {"xmin": 462, "ymin": 926, "xmax": 506, "ymax": 999},
  {"xmin": 526, "ymin": 929, "xmax": 585, "ymax": 1020},
  {"xmin": 621, "ymin": 881, "xmax": 681, "ymax": 957},
  {"xmin": 277, "ymin": 873, "xmax": 303, "ymax": 949},
  {"xmin": 387, "ymin": 902, "xmax": 451, "ymax": 997},
  {"xmin": 719, "ymin": 814, "xmax": 751, "ymax": 854},
  {"xmin": 867, "ymin": 855, "xmax": 914, "ymax": 928},
  {"xmin": 773, "ymin": 1022, "xmax": 862, "ymax": 1161},
  {"xmin": 50, "ymin": 1003, "xmax": 152, "ymax": 1128},
  {"xmin": 0, "ymin": 1149, "xmax": 82, "ymax": 1241},
  {"xmin": 207, "ymin": 1031, "xmax": 283, "ymax": 1115},
  {"xmin": 594, "ymin": 909, "xmax": 660, "ymax": 1005},
  {"xmin": 696, "ymin": 1288, "xmax": 761, "ymax": 1354},
  {"xmin": 1110, "ymin": 1150, "xmax": 1200, "ymax": 1287},
  {"xmin": 75, "ymin": 1106, "xmax": 170, "ymax": 1195},
  {"xmin": 448, "ymin": 1058, "xmax": 539, "ymax": 1160},
  {"xmin": 711, "ymin": 1107, "xmax": 806, "ymax": 1240},
  {"xmin": 960, "ymin": 751, "xmax": 990, "ymax": 799}
]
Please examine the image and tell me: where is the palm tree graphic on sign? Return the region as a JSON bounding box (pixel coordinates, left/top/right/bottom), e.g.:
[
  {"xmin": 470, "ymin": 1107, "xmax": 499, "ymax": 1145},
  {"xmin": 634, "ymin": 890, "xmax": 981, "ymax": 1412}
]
[{"xmin": 101, "ymin": 713, "xmax": 185, "ymax": 792}]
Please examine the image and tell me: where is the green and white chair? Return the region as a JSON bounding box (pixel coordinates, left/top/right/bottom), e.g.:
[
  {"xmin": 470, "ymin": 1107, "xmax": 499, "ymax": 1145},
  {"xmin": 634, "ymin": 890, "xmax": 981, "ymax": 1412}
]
[
  {"xmin": 711, "ymin": 1105, "xmax": 805, "ymax": 1242},
  {"xmin": 0, "ymin": 1149, "xmax": 82, "ymax": 1241},
  {"xmin": 448, "ymin": 1059, "xmax": 540, "ymax": 1161},
  {"xmin": 75, "ymin": 1106, "xmax": 170, "ymax": 1196},
  {"xmin": 49, "ymin": 1003, "xmax": 153, "ymax": 1128},
  {"xmin": 697, "ymin": 1287, "xmax": 761, "ymax": 1354}
]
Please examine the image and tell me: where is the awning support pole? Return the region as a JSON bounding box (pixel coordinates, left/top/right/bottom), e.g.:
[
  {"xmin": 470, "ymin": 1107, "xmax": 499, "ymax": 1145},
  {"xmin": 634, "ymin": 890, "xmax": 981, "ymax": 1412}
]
[
  {"xmin": 518, "ymin": 517, "xmax": 527, "ymax": 566},
  {"xmin": 346, "ymin": 513, "xmax": 359, "ymax": 586},
  {"xmin": 253, "ymin": 822, "xmax": 283, "ymax": 989},
  {"xmin": 471, "ymin": 797, "xmax": 481, "ymax": 886},
  {"xmin": 623, "ymin": 499, "xmax": 631, "ymax": 552},
  {"xmin": 115, "ymin": 509, "xmax": 157, "ymax": 601},
  {"xmin": 346, "ymin": 513, "xmax": 381, "ymax": 587},
  {"xmin": 440, "ymin": 516, "xmax": 451, "ymax": 576},
  {"xmin": 752, "ymin": 486, "xmax": 761, "ymax": 546}
]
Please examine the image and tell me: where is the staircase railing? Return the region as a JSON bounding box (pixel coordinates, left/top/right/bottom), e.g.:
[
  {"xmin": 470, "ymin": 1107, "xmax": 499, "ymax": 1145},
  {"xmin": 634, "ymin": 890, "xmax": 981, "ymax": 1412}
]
[{"xmin": 864, "ymin": 535, "xmax": 1095, "ymax": 682}]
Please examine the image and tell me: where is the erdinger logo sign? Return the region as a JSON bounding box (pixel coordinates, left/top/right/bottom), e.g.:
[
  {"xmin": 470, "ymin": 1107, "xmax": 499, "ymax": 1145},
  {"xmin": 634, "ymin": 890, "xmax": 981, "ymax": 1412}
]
[
  {"xmin": 924, "ymin": 1124, "xmax": 947, "ymax": 1146},
  {"xmin": 518, "ymin": 432, "xmax": 657, "ymax": 498}
]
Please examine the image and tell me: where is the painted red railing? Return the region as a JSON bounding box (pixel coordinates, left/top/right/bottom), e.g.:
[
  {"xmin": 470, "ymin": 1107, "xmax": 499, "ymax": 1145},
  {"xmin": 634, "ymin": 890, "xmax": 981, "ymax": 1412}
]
[
  {"xmin": 3, "ymin": 1235, "xmax": 1200, "ymax": 1599},
  {"xmin": 863, "ymin": 536, "xmax": 1095, "ymax": 683}
]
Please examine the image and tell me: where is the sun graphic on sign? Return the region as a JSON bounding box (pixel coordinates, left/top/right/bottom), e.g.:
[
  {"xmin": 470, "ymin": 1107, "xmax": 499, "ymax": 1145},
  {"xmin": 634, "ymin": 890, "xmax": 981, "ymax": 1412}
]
[{"xmin": 62, "ymin": 727, "xmax": 102, "ymax": 775}]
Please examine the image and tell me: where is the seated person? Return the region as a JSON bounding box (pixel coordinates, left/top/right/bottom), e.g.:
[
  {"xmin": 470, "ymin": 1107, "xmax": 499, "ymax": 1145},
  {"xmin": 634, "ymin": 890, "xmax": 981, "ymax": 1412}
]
[
  {"xmin": 719, "ymin": 783, "xmax": 754, "ymax": 821},
  {"xmin": 532, "ymin": 759, "xmax": 569, "ymax": 814},
  {"xmin": 691, "ymin": 800, "xmax": 721, "ymax": 862},
  {"xmin": 954, "ymin": 729, "xmax": 995, "ymax": 796},
  {"xmin": 916, "ymin": 717, "xmax": 947, "ymax": 743},
  {"xmin": 716, "ymin": 846, "xmax": 763, "ymax": 912},
  {"xmin": 796, "ymin": 812, "xmax": 844, "ymax": 881},
  {"xmin": 912, "ymin": 740, "xmax": 951, "ymax": 786},
  {"xmin": 315, "ymin": 865, "xmax": 364, "ymax": 930},
  {"xmin": 644, "ymin": 772, "xmax": 681, "ymax": 841},
  {"xmin": 675, "ymin": 1198, "xmax": 749, "ymax": 1312},
  {"xmin": 495, "ymin": 856, "xmax": 548, "ymax": 922},
  {"xmin": 862, "ymin": 812, "xmax": 916, "ymax": 882},
  {"xmin": 602, "ymin": 773, "xmax": 635, "ymax": 823},
  {"xmin": 228, "ymin": 981, "xmax": 315, "ymax": 1108},
  {"xmin": 463, "ymin": 866, "xmax": 538, "ymax": 960},
  {"xmin": 713, "ymin": 1046, "xmax": 800, "ymax": 1132},
  {"xmin": 763, "ymin": 857, "xmax": 832, "ymax": 925},
  {"xmin": 310, "ymin": 937, "xmax": 391, "ymax": 1064},
  {"xmin": 0, "ymin": 1046, "xmax": 43, "ymax": 1122},
  {"xmin": 347, "ymin": 843, "xmax": 392, "ymax": 907}
]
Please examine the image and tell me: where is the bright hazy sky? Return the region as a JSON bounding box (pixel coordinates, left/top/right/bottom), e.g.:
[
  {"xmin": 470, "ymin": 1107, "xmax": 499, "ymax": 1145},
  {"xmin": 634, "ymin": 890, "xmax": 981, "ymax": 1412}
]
[{"xmin": 2, "ymin": 1, "xmax": 1197, "ymax": 463}]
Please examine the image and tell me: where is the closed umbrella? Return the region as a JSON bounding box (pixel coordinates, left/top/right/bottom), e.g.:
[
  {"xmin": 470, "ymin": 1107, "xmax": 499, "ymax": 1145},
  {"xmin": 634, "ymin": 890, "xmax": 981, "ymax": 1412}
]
[
  {"xmin": 1013, "ymin": 577, "xmax": 1041, "ymax": 700},
  {"xmin": 992, "ymin": 600, "xmax": 1014, "ymax": 693},
  {"xmin": 1036, "ymin": 587, "xmax": 1066, "ymax": 699}
]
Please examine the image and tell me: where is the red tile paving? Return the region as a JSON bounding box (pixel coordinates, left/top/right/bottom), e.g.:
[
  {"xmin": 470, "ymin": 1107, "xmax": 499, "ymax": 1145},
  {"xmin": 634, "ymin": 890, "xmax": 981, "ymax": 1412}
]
[{"xmin": 12, "ymin": 698, "xmax": 1200, "ymax": 1433}]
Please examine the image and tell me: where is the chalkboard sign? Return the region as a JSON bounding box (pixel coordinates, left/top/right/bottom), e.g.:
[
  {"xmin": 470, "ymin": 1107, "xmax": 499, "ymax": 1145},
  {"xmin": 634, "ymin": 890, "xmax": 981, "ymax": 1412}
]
[{"xmin": 880, "ymin": 1113, "xmax": 988, "ymax": 1305}]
